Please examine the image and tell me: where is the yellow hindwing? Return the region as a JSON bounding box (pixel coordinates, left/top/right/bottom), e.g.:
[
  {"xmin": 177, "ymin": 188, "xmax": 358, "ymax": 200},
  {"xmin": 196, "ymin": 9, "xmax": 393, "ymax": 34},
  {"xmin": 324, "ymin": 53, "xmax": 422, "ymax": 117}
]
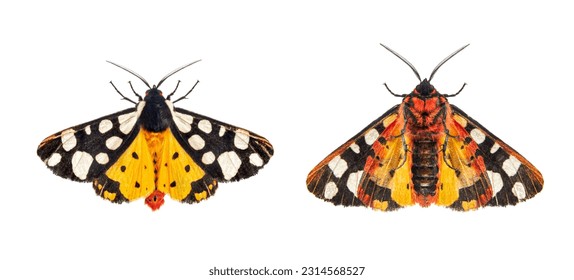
[
  {"xmin": 436, "ymin": 121, "xmax": 484, "ymax": 207},
  {"xmin": 105, "ymin": 128, "xmax": 206, "ymax": 204},
  {"xmin": 153, "ymin": 129, "xmax": 205, "ymax": 201},
  {"xmin": 105, "ymin": 132, "xmax": 156, "ymax": 201}
]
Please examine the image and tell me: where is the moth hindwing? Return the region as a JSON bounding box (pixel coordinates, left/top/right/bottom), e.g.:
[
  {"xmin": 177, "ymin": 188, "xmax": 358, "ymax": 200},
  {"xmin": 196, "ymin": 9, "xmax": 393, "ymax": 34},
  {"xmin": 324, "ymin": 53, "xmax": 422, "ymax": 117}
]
[
  {"xmin": 306, "ymin": 45, "xmax": 543, "ymax": 211},
  {"xmin": 38, "ymin": 61, "xmax": 273, "ymax": 210}
]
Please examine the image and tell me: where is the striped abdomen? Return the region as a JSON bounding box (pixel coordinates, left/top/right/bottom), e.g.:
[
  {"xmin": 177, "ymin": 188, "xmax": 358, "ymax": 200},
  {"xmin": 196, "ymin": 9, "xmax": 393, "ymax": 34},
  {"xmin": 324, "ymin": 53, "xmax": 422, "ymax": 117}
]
[{"xmin": 412, "ymin": 139, "xmax": 439, "ymax": 196}]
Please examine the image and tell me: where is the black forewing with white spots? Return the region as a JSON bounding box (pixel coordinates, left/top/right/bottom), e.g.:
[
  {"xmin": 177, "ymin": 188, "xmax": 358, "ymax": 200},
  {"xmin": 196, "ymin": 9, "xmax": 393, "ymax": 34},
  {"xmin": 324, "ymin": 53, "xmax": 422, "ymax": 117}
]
[
  {"xmin": 170, "ymin": 107, "xmax": 274, "ymax": 182},
  {"xmin": 307, "ymin": 105, "xmax": 400, "ymax": 207},
  {"xmin": 451, "ymin": 105, "xmax": 544, "ymax": 206},
  {"xmin": 37, "ymin": 108, "xmax": 140, "ymax": 182}
]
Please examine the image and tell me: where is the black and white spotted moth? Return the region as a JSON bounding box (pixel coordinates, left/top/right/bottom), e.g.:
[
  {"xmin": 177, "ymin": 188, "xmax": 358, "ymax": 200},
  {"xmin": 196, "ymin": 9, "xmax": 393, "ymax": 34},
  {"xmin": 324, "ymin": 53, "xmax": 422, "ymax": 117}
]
[{"xmin": 38, "ymin": 61, "xmax": 274, "ymax": 210}]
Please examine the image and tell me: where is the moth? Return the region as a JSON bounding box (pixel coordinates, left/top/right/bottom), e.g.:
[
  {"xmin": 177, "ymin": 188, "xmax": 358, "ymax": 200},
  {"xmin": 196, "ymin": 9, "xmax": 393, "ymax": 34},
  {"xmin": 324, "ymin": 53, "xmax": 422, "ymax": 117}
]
[
  {"xmin": 38, "ymin": 61, "xmax": 273, "ymax": 210},
  {"xmin": 307, "ymin": 45, "xmax": 543, "ymax": 211}
]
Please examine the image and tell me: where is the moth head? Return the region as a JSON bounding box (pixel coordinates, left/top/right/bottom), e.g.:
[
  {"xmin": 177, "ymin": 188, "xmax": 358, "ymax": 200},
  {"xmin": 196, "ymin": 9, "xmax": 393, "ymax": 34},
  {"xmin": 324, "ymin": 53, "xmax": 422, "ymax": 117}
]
[
  {"xmin": 144, "ymin": 86, "xmax": 164, "ymax": 101},
  {"xmin": 413, "ymin": 79, "xmax": 436, "ymax": 97}
]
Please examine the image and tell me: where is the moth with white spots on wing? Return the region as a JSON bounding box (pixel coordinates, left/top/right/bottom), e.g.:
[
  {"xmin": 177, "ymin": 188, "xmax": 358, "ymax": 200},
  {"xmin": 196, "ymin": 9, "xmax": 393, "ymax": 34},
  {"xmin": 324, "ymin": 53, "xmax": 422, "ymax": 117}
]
[
  {"xmin": 38, "ymin": 61, "xmax": 273, "ymax": 210},
  {"xmin": 307, "ymin": 45, "xmax": 543, "ymax": 211}
]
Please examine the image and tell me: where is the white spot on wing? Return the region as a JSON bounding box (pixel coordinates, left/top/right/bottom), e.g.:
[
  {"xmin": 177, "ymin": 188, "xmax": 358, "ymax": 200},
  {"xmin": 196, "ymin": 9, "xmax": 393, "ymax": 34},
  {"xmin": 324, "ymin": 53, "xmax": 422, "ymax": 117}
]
[
  {"xmin": 350, "ymin": 143, "xmax": 360, "ymax": 153},
  {"xmin": 95, "ymin": 153, "xmax": 109, "ymax": 164},
  {"xmin": 105, "ymin": 136, "xmax": 123, "ymax": 150},
  {"xmin": 47, "ymin": 153, "xmax": 62, "ymax": 166},
  {"xmin": 202, "ymin": 151, "xmax": 215, "ymax": 164},
  {"xmin": 99, "ymin": 119, "xmax": 113, "ymax": 133},
  {"xmin": 219, "ymin": 126, "xmax": 226, "ymax": 137},
  {"xmin": 118, "ymin": 112, "xmax": 138, "ymax": 134},
  {"xmin": 217, "ymin": 151, "xmax": 242, "ymax": 180},
  {"xmin": 165, "ymin": 100, "xmax": 174, "ymax": 111},
  {"xmin": 84, "ymin": 125, "xmax": 91, "ymax": 135},
  {"xmin": 198, "ymin": 119, "xmax": 212, "ymax": 133},
  {"xmin": 490, "ymin": 143, "xmax": 500, "ymax": 154},
  {"xmin": 174, "ymin": 112, "xmax": 194, "ymax": 133},
  {"xmin": 71, "ymin": 151, "xmax": 93, "ymax": 180},
  {"xmin": 249, "ymin": 153, "xmax": 263, "ymax": 167},
  {"xmin": 346, "ymin": 171, "xmax": 363, "ymax": 196},
  {"xmin": 324, "ymin": 182, "xmax": 338, "ymax": 199},
  {"xmin": 470, "ymin": 128, "xmax": 486, "ymax": 144},
  {"xmin": 188, "ymin": 135, "xmax": 205, "ymax": 150},
  {"xmin": 328, "ymin": 155, "xmax": 348, "ymax": 178},
  {"xmin": 512, "ymin": 182, "xmax": 526, "ymax": 200},
  {"xmin": 502, "ymin": 156, "xmax": 521, "ymax": 177},
  {"xmin": 136, "ymin": 102, "xmax": 146, "ymax": 114},
  {"xmin": 487, "ymin": 170, "xmax": 503, "ymax": 195},
  {"xmin": 234, "ymin": 130, "xmax": 250, "ymax": 150},
  {"xmin": 61, "ymin": 129, "xmax": 77, "ymax": 151},
  {"xmin": 364, "ymin": 129, "xmax": 379, "ymax": 145}
]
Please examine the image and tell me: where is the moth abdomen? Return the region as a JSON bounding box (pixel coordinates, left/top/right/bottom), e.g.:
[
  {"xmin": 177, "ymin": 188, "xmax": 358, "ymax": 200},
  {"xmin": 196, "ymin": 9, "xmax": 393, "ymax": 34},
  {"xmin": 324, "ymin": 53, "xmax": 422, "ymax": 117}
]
[{"xmin": 412, "ymin": 139, "xmax": 439, "ymax": 196}]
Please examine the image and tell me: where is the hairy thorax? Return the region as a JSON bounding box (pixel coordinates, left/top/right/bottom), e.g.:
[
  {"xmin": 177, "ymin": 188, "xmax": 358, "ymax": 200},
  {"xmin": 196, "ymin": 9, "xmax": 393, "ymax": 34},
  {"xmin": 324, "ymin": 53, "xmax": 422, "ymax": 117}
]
[{"xmin": 403, "ymin": 95, "xmax": 448, "ymax": 138}]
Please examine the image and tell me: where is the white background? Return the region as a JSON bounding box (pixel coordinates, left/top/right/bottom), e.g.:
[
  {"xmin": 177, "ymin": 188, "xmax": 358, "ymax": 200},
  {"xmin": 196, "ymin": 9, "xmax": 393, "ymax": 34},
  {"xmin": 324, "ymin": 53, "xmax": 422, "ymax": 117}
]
[{"xmin": 1, "ymin": 1, "xmax": 571, "ymax": 279}]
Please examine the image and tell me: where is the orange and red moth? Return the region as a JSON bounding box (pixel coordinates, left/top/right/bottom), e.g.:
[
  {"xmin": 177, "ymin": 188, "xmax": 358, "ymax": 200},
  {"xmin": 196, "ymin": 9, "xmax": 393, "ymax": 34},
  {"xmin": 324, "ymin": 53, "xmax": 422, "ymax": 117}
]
[
  {"xmin": 37, "ymin": 61, "xmax": 273, "ymax": 210},
  {"xmin": 307, "ymin": 45, "xmax": 543, "ymax": 211}
]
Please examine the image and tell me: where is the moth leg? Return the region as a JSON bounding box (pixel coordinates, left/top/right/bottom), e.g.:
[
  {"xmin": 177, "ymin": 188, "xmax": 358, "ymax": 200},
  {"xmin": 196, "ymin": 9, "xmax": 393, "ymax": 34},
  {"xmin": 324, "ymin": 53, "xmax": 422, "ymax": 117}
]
[
  {"xmin": 165, "ymin": 80, "xmax": 181, "ymax": 100},
  {"xmin": 172, "ymin": 80, "xmax": 199, "ymax": 103},
  {"xmin": 109, "ymin": 81, "xmax": 139, "ymax": 104},
  {"xmin": 441, "ymin": 132, "xmax": 459, "ymax": 172},
  {"xmin": 128, "ymin": 81, "xmax": 143, "ymax": 101}
]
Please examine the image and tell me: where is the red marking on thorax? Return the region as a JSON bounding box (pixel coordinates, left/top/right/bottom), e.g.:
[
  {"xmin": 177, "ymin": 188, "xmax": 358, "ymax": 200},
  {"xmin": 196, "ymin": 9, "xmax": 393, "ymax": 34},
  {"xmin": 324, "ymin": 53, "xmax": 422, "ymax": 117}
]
[{"xmin": 403, "ymin": 95, "xmax": 448, "ymax": 138}]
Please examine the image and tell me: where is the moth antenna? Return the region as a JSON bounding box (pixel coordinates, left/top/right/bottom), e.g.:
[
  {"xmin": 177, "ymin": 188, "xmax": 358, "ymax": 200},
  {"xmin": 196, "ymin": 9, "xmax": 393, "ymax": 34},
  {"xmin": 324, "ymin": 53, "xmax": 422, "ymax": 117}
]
[
  {"xmin": 380, "ymin": 44, "xmax": 421, "ymax": 82},
  {"xmin": 428, "ymin": 44, "xmax": 470, "ymax": 82},
  {"xmin": 156, "ymin": 60, "xmax": 201, "ymax": 88},
  {"xmin": 107, "ymin": 61, "xmax": 151, "ymax": 89}
]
